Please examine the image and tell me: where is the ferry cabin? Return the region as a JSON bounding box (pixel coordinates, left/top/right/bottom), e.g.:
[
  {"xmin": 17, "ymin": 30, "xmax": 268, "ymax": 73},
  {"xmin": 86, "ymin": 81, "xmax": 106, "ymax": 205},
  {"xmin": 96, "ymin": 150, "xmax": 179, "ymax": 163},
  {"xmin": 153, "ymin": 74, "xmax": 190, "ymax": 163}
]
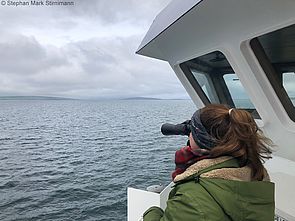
[{"xmin": 128, "ymin": 0, "xmax": 295, "ymax": 220}]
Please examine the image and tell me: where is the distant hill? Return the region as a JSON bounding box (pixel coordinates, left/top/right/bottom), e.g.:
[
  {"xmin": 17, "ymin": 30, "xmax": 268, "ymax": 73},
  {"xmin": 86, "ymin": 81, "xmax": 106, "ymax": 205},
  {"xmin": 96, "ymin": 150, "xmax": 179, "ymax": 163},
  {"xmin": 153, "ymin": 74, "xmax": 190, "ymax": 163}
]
[
  {"xmin": 122, "ymin": 97, "xmax": 163, "ymax": 100},
  {"xmin": 0, "ymin": 96, "xmax": 75, "ymax": 100},
  {"xmin": 122, "ymin": 97, "xmax": 191, "ymax": 101}
]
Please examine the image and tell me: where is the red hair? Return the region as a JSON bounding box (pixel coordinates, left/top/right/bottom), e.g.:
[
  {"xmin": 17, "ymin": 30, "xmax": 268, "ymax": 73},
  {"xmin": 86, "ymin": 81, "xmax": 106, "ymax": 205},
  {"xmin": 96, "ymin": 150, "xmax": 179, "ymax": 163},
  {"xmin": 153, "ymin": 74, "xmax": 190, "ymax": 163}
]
[{"xmin": 200, "ymin": 104, "xmax": 273, "ymax": 180}]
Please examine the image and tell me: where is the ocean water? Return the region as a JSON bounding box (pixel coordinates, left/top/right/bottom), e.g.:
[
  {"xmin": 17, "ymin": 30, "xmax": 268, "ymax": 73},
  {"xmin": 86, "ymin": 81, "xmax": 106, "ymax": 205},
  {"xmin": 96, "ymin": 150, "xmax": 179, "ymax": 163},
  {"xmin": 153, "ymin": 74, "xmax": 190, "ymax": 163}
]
[{"xmin": 0, "ymin": 100, "xmax": 195, "ymax": 221}]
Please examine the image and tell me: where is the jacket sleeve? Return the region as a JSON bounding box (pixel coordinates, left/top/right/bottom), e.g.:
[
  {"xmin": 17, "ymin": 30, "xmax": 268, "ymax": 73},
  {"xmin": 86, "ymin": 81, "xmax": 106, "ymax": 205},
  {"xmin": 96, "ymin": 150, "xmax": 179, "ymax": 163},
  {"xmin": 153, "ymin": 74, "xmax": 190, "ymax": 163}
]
[
  {"xmin": 143, "ymin": 206, "xmax": 164, "ymax": 221},
  {"xmin": 143, "ymin": 185, "xmax": 203, "ymax": 221}
]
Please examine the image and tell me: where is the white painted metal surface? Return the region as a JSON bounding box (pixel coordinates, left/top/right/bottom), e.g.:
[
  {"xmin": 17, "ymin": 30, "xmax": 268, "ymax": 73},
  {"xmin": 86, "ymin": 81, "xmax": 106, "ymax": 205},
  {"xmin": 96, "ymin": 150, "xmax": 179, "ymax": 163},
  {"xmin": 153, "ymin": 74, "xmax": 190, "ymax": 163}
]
[
  {"xmin": 130, "ymin": 0, "xmax": 295, "ymax": 220},
  {"xmin": 128, "ymin": 188, "xmax": 160, "ymax": 221},
  {"xmin": 137, "ymin": 0, "xmax": 202, "ymax": 53},
  {"xmin": 128, "ymin": 183, "xmax": 173, "ymax": 221},
  {"xmin": 265, "ymin": 157, "xmax": 295, "ymax": 221}
]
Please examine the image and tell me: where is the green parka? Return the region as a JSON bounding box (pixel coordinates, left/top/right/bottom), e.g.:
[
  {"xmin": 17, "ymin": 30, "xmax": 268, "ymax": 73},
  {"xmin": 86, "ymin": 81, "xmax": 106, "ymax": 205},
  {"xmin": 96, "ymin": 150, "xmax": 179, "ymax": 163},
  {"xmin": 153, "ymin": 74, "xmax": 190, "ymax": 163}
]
[{"xmin": 143, "ymin": 157, "xmax": 275, "ymax": 221}]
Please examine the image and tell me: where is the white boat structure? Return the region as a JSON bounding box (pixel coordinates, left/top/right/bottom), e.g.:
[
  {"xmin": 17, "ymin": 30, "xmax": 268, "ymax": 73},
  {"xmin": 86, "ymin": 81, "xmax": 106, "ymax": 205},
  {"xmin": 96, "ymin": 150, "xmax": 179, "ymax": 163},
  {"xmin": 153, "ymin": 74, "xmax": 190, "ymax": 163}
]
[{"xmin": 128, "ymin": 0, "xmax": 295, "ymax": 220}]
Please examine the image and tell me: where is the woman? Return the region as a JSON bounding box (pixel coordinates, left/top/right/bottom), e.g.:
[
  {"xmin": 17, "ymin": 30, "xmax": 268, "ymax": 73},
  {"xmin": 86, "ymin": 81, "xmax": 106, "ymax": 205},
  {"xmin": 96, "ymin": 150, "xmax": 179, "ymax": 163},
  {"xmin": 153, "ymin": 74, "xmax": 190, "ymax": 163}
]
[{"xmin": 143, "ymin": 104, "xmax": 275, "ymax": 221}]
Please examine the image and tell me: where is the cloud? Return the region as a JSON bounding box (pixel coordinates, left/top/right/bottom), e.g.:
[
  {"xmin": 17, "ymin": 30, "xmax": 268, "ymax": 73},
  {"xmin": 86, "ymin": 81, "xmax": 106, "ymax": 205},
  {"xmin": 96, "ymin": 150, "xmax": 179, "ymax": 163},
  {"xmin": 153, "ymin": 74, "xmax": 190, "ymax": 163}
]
[
  {"xmin": 0, "ymin": 33, "xmax": 186, "ymax": 99},
  {"xmin": 0, "ymin": 0, "xmax": 171, "ymax": 42},
  {"xmin": 65, "ymin": 0, "xmax": 171, "ymax": 24},
  {"xmin": 0, "ymin": 0, "xmax": 189, "ymax": 99},
  {"xmin": 0, "ymin": 34, "xmax": 69, "ymax": 75}
]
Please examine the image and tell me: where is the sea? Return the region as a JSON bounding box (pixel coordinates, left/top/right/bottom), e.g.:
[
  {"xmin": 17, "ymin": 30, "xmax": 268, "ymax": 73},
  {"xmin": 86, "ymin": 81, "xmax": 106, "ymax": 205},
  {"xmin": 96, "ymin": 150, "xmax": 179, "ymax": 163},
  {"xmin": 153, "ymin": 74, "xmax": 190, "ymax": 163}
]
[{"xmin": 0, "ymin": 99, "xmax": 195, "ymax": 221}]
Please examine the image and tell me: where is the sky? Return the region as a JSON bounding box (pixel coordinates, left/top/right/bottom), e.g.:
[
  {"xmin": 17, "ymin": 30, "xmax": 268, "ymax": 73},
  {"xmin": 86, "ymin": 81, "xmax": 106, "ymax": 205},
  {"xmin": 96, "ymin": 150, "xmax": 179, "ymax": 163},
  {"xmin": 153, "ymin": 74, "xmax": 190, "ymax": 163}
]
[{"xmin": 0, "ymin": 0, "xmax": 190, "ymax": 99}]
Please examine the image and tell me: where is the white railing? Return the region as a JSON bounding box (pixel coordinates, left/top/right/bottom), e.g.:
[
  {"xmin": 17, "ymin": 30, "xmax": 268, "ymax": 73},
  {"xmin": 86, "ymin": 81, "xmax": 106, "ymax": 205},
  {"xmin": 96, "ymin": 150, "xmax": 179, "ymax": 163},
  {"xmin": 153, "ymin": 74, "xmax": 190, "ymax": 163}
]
[{"xmin": 127, "ymin": 182, "xmax": 173, "ymax": 221}]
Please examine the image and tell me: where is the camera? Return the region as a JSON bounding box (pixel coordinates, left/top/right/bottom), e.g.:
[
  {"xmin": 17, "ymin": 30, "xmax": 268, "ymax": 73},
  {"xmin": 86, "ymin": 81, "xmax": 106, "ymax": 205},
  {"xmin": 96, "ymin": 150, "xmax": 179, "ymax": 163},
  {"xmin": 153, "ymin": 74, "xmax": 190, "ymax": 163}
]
[{"xmin": 161, "ymin": 120, "xmax": 191, "ymax": 136}]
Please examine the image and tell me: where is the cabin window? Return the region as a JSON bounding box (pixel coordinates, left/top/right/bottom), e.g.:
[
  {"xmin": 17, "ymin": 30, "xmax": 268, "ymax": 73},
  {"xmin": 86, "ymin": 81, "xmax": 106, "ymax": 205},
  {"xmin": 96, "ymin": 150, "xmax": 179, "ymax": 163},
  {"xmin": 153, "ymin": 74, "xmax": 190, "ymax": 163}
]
[
  {"xmin": 180, "ymin": 51, "xmax": 259, "ymax": 118},
  {"xmin": 250, "ymin": 24, "xmax": 295, "ymax": 121},
  {"xmin": 283, "ymin": 72, "xmax": 295, "ymax": 104},
  {"xmin": 190, "ymin": 69, "xmax": 219, "ymax": 103},
  {"xmin": 223, "ymin": 74, "xmax": 255, "ymax": 109}
]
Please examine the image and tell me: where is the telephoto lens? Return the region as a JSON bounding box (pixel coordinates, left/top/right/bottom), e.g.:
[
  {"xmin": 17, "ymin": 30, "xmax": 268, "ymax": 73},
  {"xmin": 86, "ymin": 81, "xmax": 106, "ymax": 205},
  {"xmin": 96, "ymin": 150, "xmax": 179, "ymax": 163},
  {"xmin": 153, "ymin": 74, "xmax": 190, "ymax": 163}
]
[{"xmin": 160, "ymin": 120, "xmax": 191, "ymax": 136}]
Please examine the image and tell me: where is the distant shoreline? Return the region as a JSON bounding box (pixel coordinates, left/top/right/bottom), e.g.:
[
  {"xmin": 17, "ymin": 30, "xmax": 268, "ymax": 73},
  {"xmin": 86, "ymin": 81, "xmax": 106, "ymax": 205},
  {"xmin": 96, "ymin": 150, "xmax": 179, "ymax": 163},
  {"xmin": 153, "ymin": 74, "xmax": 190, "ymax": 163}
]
[
  {"xmin": 0, "ymin": 96, "xmax": 76, "ymax": 100},
  {"xmin": 122, "ymin": 97, "xmax": 162, "ymax": 100},
  {"xmin": 121, "ymin": 97, "xmax": 189, "ymax": 101},
  {"xmin": 0, "ymin": 96, "xmax": 190, "ymax": 101}
]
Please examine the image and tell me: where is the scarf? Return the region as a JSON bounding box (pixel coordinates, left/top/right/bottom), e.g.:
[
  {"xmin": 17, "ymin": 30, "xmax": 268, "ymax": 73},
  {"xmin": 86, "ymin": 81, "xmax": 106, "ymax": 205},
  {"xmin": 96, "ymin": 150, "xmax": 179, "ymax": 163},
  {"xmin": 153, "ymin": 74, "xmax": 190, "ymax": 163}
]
[{"xmin": 172, "ymin": 145, "xmax": 210, "ymax": 180}]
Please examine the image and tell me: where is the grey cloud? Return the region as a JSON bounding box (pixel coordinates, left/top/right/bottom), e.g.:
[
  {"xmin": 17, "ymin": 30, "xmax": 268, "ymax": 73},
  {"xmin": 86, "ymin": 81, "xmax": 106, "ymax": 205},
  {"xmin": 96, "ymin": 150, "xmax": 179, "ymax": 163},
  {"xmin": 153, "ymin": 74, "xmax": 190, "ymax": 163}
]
[
  {"xmin": 66, "ymin": 0, "xmax": 171, "ymax": 24},
  {"xmin": 0, "ymin": 33, "xmax": 186, "ymax": 99},
  {"xmin": 0, "ymin": 0, "xmax": 189, "ymax": 99},
  {"xmin": 0, "ymin": 0, "xmax": 170, "ymax": 33},
  {"xmin": 0, "ymin": 34, "xmax": 69, "ymax": 75},
  {"xmin": 0, "ymin": 7, "xmax": 73, "ymax": 32}
]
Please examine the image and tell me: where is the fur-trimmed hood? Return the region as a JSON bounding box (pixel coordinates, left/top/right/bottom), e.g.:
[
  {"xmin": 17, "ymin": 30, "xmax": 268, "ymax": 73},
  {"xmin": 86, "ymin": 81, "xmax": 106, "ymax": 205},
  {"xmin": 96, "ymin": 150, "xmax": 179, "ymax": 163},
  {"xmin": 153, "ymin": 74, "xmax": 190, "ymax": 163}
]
[{"xmin": 173, "ymin": 156, "xmax": 270, "ymax": 183}]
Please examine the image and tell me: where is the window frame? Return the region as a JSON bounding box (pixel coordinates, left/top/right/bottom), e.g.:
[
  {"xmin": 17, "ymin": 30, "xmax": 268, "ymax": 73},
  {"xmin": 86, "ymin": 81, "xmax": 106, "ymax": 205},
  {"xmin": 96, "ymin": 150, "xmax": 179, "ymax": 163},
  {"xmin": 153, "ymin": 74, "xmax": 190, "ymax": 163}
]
[
  {"xmin": 179, "ymin": 51, "xmax": 258, "ymax": 117},
  {"xmin": 250, "ymin": 37, "xmax": 295, "ymax": 121},
  {"xmin": 180, "ymin": 59, "xmax": 236, "ymax": 107}
]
